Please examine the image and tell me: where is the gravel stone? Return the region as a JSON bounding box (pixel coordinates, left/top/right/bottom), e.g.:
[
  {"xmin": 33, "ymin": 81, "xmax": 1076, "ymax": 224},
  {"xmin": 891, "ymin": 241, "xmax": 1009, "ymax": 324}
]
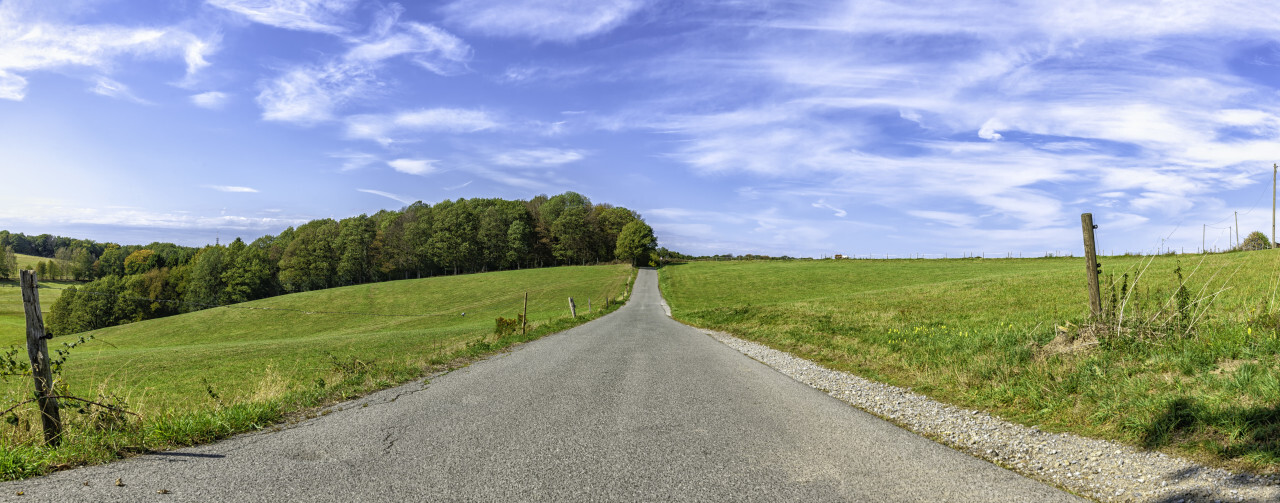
[{"xmin": 704, "ymin": 329, "xmax": 1280, "ymax": 503}]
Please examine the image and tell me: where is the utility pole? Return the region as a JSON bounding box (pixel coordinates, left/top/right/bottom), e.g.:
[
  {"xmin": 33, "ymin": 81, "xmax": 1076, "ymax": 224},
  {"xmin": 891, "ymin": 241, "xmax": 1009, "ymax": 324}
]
[
  {"xmin": 1235, "ymin": 211, "xmax": 1240, "ymax": 249},
  {"xmin": 1202, "ymin": 224, "xmax": 1206, "ymax": 253},
  {"xmin": 1273, "ymin": 163, "xmax": 1277, "ymax": 247}
]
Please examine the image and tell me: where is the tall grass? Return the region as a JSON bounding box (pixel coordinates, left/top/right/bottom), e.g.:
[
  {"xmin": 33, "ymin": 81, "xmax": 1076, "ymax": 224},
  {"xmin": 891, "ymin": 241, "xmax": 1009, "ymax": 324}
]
[{"xmin": 660, "ymin": 252, "xmax": 1280, "ymax": 472}]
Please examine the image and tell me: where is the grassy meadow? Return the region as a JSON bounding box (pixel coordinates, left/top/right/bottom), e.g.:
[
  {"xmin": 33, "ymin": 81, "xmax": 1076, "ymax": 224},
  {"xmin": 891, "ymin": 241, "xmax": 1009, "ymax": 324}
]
[
  {"xmin": 0, "ymin": 254, "xmax": 76, "ymax": 346},
  {"xmin": 0, "ymin": 264, "xmax": 634, "ymax": 479},
  {"xmin": 660, "ymin": 252, "xmax": 1280, "ymax": 472}
]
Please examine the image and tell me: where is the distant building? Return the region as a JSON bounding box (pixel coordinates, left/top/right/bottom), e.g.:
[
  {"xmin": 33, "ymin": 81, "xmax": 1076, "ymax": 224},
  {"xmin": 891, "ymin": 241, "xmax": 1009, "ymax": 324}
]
[{"xmin": 833, "ymin": 254, "xmax": 846, "ymax": 259}]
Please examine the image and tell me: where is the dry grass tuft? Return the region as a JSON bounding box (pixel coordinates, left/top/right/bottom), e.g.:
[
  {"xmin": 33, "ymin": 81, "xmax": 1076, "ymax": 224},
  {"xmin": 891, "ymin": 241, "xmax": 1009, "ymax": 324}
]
[
  {"xmin": 251, "ymin": 365, "xmax": 291, "ymax": 403},
  {"xmin": 1033, "ymin": 321, "xmax": 1100, "ymax": 359}
]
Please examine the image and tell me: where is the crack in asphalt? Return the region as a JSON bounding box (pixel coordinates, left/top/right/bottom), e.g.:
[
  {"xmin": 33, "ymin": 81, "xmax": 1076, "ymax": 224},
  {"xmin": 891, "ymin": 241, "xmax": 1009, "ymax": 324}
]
[{"xmin": 381, "ymin": 431, "xmax": 398, "ymax": 456}]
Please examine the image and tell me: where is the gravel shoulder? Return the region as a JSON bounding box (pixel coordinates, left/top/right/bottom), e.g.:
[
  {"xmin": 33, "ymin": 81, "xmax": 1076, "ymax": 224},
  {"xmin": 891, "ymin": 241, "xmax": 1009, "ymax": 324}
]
[{"xmin": 703, "ymin": 329, "xmax": 1280, "ymax": 503}]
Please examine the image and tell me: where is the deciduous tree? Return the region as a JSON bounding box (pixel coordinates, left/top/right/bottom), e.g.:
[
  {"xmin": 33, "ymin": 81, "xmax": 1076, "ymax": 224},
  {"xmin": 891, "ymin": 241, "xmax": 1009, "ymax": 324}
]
[
  {"xmin": 0, "ymin": 246, "xmax": 16, "ymax": 281},
  {"xmin": 615, "ymin": 220, "xmax": 657, "ymax": 267}
]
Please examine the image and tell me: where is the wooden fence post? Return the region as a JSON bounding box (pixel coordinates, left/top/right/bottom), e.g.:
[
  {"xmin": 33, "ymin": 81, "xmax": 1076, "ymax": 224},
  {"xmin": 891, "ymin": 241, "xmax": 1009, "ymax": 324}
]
[
  {"xmin": 20, "ymin": 270, "xmax": 61, "ymax": 446},
  {"xmin": 1081, "ymin": 213, "xmax": 1102, "ymax": 320},
  {"xmin": 522, "ymin": 292, "xmax": 528, "ymax": 335},
  {"xmin": 568, "ymin": 297, "xmax": 577, "ymax": 318},
  {"xmin": 587, "ymin": 298, "xmax": 591, "ymax": 313}
]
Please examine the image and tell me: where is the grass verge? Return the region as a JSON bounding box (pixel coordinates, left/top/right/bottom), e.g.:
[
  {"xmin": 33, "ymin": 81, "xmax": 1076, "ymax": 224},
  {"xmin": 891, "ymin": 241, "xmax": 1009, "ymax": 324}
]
[
  {"xmin": 659, "ymin": 253, "xmax": 1280, "ymax": 473},
  {"xmin": 0, "ymin": 264, "xmax": 636, "ymax": 480}
]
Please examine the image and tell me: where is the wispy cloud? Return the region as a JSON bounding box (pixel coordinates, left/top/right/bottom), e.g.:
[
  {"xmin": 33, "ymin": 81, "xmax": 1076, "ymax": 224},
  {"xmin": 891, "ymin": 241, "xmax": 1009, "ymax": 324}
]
[
  {"xmin": 598, "ymin": 0, "xmax": 1280, "ymax": 254},
  {"xmin": 346, "ymin": 15, "xmax": 472, "ymax": 76},
  {"xmin": 0, "ymin": 71, "xmax": 25, "ymax": 100},
  {"xmin": 89, "ymin": 76, "xmax": 152, "ymax": 104},
  {"xmin": 441, "ymin": 0, "xmax": 645, "ymax": 43},
  {"xmin": 256, "ymin": 60, "xmax": 376, "ymax": 123},
  {"xmin": 500, "ymin": 63, "xmax": 593, "ymax": 84},
  {"xmin": 0, "ymin": 197, "xmax": 302, "ymax": 231},
  {"xmin": 207, "ymin": 185, "xmax": 259, "ymax": 193},
  {"xmin": 492, "ymin": 148, "xmax": 585, "ymax": 167},
  {"xmin": 444, "ymin": 180, "xmax": 472, "ymax": 190},
  {"xmin": 908, "ymin": 210, "xmax": 977, "ymax": 228},
  {"xmin": 812, "ymin": 200, "xmax": 846, "ymax": 218},
  {"xmin": 357, "ymin": 188, "xmax": 414, "ymax": 204},
  {"xmin": 190, "ymin": 91, "xmax": 230, "ymax": 109},
  {"xmin": 255, "ymin": 5, "xmax": 472, "ymax": 124},
  {"xmin": 345, "ymin": 108, "xmax": 499, "ymax": 144},
  {"xmin": 207, "ymin": 0, "xmax": 358, "ymax": 35},
  {"xmin": 387, "ymin": 158, "xmax": 438, "ymax": 175},
  {"xmin": 329, "ymin": 151, "xmax": 380, "ymax": 171},
  {"xmin": 0, "ymin": 4, "xmax": 217, "ymax": 100}
]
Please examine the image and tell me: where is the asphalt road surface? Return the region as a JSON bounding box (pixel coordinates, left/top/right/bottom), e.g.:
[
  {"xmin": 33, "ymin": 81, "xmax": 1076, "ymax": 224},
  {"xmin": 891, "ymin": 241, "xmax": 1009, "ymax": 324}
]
[{"xmin": 1, "ymin": 269, "xmax": 1085, "ymax": 502}]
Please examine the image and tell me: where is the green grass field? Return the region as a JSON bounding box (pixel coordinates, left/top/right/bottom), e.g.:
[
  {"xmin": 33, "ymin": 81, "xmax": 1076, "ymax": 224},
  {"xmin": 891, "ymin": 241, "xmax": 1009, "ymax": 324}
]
[
  {"xmin": 660, "ymin": 252, "xmax": 1280, "ymax": 473},
  {"xmin": 0, "ymin": 254, "xmax": 76, "ymax": 346},
  {"xmin": 0, "ymin": 264, "xmax": 633, "ymax": 479}
]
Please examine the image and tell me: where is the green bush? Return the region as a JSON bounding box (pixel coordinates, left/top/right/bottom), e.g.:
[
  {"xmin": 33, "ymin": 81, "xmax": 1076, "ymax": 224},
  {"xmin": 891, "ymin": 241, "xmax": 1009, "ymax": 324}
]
[
  {"xmin": 494, "ymin": 314, "xmax": 524, "ymax": 336},
  {"xmin": 1239, "ymin": 231, "xmax": 1273, "ymax": 251}
]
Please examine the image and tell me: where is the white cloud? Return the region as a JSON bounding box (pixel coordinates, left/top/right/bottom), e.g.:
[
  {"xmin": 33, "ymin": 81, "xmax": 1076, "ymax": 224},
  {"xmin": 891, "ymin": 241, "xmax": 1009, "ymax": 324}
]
[
  {"xmin": 492, "ymin": 148, "xmax": 585, "ymax": 167},
  {"xmin": 357, "ymin": 188, "xmax": 414, "ymax": 205},
  {"xmin": 345, "ymin": 108, "xmax": 499, "ymax": 144},
  {"xmin": 464, "ymin": 164, "xmax": 561, "ymax": 190},
  {"xmin": 0, "ymin": 197, "xmax": 302, "ymax": 231},
  {"xmin": 500, "ymin": 63, "xmax": 592, "ymax": 84},
  {"xmin": 593, "ymin": 0, "xmax": 1280, "ymax": 256},
  {"xmin": 977, "ymin": 118, "xmax": 1003, "ymax": 141},
  {"xmin": 396, "ymin": 108, "xmax": 497, "ymax": 131},
  {"xmin": 0, "ymin": 10, "xmax": 217, "ymax": 100},
  {"xmin": 329, "ymin": 151, "xmax": 380, "ymax": 171},
  {"xmin": 811, "ymin": 200, "xmax": 847, "ymax": 218},
  {"xmin": 646, "ymin": 207, "xmax": 749, "ymax": 225},
  {"xmin": 346, "ymin": 21, "xmax": 472, "ymax": 76},
  {"xmin": 257, "ymin": 60, "xmax": 375, "ymax": 123},
  {"xmin": 899, "ymin": 109, "xmax": 924, "ymax": 126},
  {"xmin": 776, "ymin": 1, "xmax": 1280, "ymax": 40},
  {"xmin": 89, "ymin": 76, "xmax": 150, "ymax": 104},
  {"xmin": 909, "ymin": 210, "xmax": 977, "ymax": 228},
  {"xmin": 207, "ymin": 185, "xmax": 259, "ymax": 193},
  {"xmin": 387, "ymin": 158, "xmax": 438, "ymax": 175},
  {"xmin": 0, "ymin": 70, "xmax": 26, "ymax": 100},
  {"xmin": 255, "ymin": 8, "xmax": 473, "ymax": 124},
  {"xmin": 441, "ymin": 0, "xmax": 645, "ymax": 43},
  {"xmin": 191, "ymin": 91, "xmax": 230, "ymax": 109},
  {"xmin": 207, "ymin": 0, "xmax": 358, "ymax": 34}
]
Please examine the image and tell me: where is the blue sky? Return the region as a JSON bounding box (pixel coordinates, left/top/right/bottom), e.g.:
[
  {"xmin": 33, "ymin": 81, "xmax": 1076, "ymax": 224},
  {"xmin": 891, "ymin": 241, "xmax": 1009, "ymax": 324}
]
[{"xmin": 2, "ymin": 0, "xmax": 1280, "ymax": 258}]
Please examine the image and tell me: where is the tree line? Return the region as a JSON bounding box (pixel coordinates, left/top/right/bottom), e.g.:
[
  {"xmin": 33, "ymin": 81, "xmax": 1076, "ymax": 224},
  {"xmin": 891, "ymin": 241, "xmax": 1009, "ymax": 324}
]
[{"xmin": 8, "ymin": 192, "xmax": 657, "ymax": 337}]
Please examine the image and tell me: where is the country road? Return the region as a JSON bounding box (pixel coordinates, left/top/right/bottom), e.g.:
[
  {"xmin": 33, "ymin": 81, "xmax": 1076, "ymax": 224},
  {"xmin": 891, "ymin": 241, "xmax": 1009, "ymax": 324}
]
[{"xmin": 1, "ymin": 269, "xmax": 1085, "ymax": 502}]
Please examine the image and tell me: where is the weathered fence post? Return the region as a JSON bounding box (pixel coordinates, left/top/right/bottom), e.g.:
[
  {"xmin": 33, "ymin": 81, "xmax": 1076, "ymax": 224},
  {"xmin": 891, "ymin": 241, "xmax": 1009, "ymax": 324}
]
[
  {"xmin": 522, "ymin": 292, "xmax": 528, "ymax": 335},
  {"xmin": 20, "ymin": 270, "xmax": 61, "ymax": 446},
  {"xmin": 587, "ymin": 298, "xmax": 591, "ymax": 313},
  {"xmin": 568, "ymin": 297, "xmax": 577, "ymax": 318},
  {"xmin": 1081, "ymin": 213, "xmax": 1102, "ymax": 320}
]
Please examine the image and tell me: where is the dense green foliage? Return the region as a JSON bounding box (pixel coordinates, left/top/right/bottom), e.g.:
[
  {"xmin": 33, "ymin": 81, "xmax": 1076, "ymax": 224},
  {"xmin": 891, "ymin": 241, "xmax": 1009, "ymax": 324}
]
[
  {"xmin": 615, "ymin": 220, "xmax": 657, "ymax": 266},
  {"xmin": 0, "ymin": 232, "xmax": 105, "ymax": 260},
  {"xmin": 661, "ymin": 253, "xmax": 1280, "ymax": 472},
  {"xmin": 1240, "ymin": 230, "xmax": 1273, "ymax": 251},
  {"xmin": 0, "ymin": 247, "xmax": 14, "ymax": 281},
  {"xmin": 15, "ymin": 192, "xmax": 650, "ymax": 336}
]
